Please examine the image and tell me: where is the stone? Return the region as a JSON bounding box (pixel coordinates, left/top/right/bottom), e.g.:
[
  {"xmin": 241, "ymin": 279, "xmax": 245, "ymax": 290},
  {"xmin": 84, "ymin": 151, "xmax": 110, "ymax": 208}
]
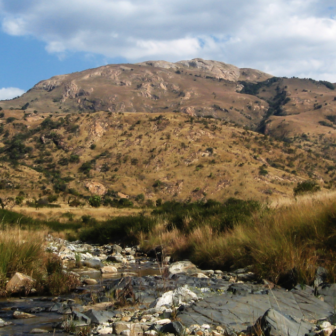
[
  {"xmin": 30, "ymin": 329, "xmax": 49, "ymax": 334},
  {"xmin": 160, "ymin": 322, "xmax": 185, "ymax": 336},
  {"xmin": 113, "ymin": 244, "xmax": 123, "ymax": 254},
  {"xmin": 114, "ymin": 322, "xmax": 131, "ymax": 334},
  {"xmin": 72, "ymin": 311, "xmax": 91, "ymax": 326},
  {"xmin": 98, "ymin": 327, "xmax": 113, "ymax": 335},
  {"xmin": 13, "ymin": 310, "xmax": 36, "ymax": 319},
  {"xmin": 196, "ymin": 273, "xmax": 209, "ymax": 278},
  {"xmin": 107, "ymin": 253, "xmax": 125, "ymax": 263},
  {"xmin": 83, "ymin": 278, "xmax": 98, "ymax": 285},
  {"xmin": 255, "ymin": 308, "xmax": 313, "ymax": 336},
  {"xmin": 84, "ymin": 309, "xmax": 115, "ymax": 324},
  {"xmin": 150, "ymin": 286, "xmax": 198, "ymax": 308},
  {"xmin": 156, "ymin": 319, "xmax": 171, "ymax": 325},
  {"xmin": 168, "ymin": 261, "xmax": 200, "ymax": 275},
  {"xmin": 101, "ymin": 266, "xmax": 118, "ymax": 273},
  {"xmin": 83, "ymin": 258, "xmax": 104, "ymax": 268},
  {"xmin": 6, "ymin": 272, "xmax": 35, "ymax": 293}
]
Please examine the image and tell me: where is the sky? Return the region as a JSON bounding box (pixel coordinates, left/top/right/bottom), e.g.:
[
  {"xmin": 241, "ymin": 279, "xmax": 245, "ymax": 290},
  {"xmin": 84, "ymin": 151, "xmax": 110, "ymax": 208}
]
[{"xmin": 0, "ymin": 0, "xmax": 335, "ymax": 100}]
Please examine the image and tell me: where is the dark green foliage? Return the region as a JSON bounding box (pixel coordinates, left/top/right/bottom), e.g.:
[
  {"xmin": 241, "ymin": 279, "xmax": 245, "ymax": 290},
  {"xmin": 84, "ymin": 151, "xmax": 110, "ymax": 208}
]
[
  {"xmin": 318, "ymin": 121, "xmax": 333, "ymax": 128},
  {"xmin": 69, "ymin": 155, "xmax": 80, "ymax": 163},
  {"xmin": 15, "ymin": 195, "xmax": 24, "ymax": 205},
  {"xmin": 81, "ymin": 215, "xmax": 97, "ymax": 226},
  {"xmin": 89, "ymin": 195, "xmax": 101, "ymax": 208},
  {"xmin": 79, "ymin": 215, "xmax": 157, "ymax": 244},
  {"xmin": 21, "ymin": 102, "xmax": 29, "ymax": 110},
  {"xmin": 0, "ymin": 208, "xmax": 81, "ymax": 232},
  {"xmin": 53, "ymin": 180, "xmax": 67, "ymax": 193},
  {"xmin": 153, "ymin": 198, "xmax": 260, "ymax": 232},
  {"xmin": 90, "ymin": 144, "xmax": 96, "ymax": 150},
  {"xmin": 135, "ymin": 194, "xmax": 145, "ymax": 203},
  {"xmin": 47, "ymin": 195, "xmax": 58, "ymax": 203},
  {"xmin": 326, "ymin": 115, "xmax": 336, "ymax": 124},
  {"xmin": 58, "ymin": 157, "xmax": 69, "ymax": 166},
  {"xmin": 41, "ymin": 117, "xmax": 64, "ymax": 130},
  {"xmin": 239, "ymin": 77, "xmax": 280, "ymax": 95},
  {"xmin": 319, "ymin": 81, "xmax": 335, "ymax": 90},
  {"xmin": 259, "ymin": 167, "xmax": 269, "ymax": 176},
  {"xmin": 79, "ymin": 161, "xmax": 93, "ymax": 175},
  {"xmin": 6, "ymin": 117, "xmax": 16, "ymax": 123},
  {"xmin": 294, "ymin": 180, "xmax": 320, "ymax": 196}
]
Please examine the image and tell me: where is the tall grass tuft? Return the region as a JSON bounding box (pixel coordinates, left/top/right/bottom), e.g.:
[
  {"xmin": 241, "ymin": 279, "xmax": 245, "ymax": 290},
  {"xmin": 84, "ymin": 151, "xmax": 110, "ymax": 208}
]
[{"xmin": 0, "ymin": 228, "xmax": 79, "ymax": 295}]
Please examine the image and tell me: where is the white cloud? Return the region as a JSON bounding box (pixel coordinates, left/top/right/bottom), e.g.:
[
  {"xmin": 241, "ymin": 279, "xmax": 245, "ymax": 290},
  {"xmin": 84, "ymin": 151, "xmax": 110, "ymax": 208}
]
[
  {"xmin": 0, "ymin": 0, "xmax": 336, "ymax": 80},
  {"xmin": 0, "ymin": 87, "xmax": 25, "ymax": 100}
]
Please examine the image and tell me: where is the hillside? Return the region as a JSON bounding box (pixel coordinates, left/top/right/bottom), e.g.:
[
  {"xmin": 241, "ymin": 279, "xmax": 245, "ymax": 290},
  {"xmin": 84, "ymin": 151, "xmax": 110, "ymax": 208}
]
[
  {"xmin": 0, "ymin": 110, "xmax": 333, "ymax": 206},
  {"xmin": 0, "ymin": 58, "xmax": 336, "ymax": 206}
]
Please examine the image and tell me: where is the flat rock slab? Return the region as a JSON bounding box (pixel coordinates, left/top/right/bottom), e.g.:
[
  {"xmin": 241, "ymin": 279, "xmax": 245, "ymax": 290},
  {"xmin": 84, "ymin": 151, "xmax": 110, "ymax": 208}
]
[{"xmin": 178, "ymin": 286, "xmax": 333, "ymax": 333}]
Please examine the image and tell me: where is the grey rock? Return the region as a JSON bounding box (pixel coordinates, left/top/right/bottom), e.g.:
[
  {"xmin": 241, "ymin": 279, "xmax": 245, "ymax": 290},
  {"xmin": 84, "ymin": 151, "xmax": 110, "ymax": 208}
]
[
  {"xmin": 160, "ymin": 322, "xmax": 185, "ymax": 336},
  {"xmin": 254, "ymin": 308, "xmax": 312, "ymax": 336},
  {"xmin": 178, "ymin": 285, "xmax": 333, "ymax": 333},
  {"xmin": 84, "ymin": 309, "xmax": 115, "ymax": 324},
  {"xmin": 113, "ymin": 244, "xmax": 123, "ymax": 254},
  {"xmin": 83, "ymin": 258, "xmax": 104, "ymax": 268},
  {"xmin": 168, "ymin": 261, "xmax": 200, "ymax": 275}
]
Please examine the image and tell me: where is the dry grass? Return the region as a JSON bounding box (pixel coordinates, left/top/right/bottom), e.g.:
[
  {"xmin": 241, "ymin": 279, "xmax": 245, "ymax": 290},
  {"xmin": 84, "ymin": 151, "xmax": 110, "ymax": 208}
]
[
  {"xmin": 0, "ymin": 228, "xmax": 79, "ymax": 295},
  {"xmin": 140, "ymin": 195, "xmax": 336, "ymax": 285},
  {"xmin": 14, "ymin": 205, "xmax": 147, "ymax": 222}
]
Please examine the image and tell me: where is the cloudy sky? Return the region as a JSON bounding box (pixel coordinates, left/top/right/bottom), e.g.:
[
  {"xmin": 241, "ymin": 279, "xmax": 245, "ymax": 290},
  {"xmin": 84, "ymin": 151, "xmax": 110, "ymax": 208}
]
[{"xmin": 0, "ymin": 0, "xmax": 335, "ymax": 99}]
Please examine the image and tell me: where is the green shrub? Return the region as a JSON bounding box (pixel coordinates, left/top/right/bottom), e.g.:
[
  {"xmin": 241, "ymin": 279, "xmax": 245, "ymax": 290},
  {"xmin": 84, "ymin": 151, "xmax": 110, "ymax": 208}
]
[
  {"xmin": 89, "ymin": 196, "xmax": 101, "ymax": 208},
  {"xmin": 294, "ymin": 180, "xmax": 320, "ymax": 196}
]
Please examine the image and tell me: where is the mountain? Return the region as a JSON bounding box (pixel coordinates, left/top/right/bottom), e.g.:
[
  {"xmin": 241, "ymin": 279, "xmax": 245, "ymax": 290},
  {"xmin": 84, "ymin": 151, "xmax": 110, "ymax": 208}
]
[
  {"xmin": 0, "ymin": 59, "xmax": 335, "ymax": 205},
  {"xmin": 0, "ymin": 58, "xmax": 272, "ymax": 130}
]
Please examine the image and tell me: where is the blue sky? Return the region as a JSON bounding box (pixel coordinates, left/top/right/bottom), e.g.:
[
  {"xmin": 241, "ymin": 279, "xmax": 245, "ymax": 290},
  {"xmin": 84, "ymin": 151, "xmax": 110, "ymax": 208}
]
[{"xmin": 0, "ymin": 0, "xmax": 336, "ymax": 99}]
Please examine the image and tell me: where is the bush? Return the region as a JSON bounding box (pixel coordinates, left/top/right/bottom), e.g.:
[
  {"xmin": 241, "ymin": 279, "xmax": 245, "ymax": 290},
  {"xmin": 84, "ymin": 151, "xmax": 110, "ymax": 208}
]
[
  {"xmin": 89, "ymin": 196, "xmax": 101, "ymax": 208},
  {"xmin": 294, "ymin": 180, "xmax": 320, "ymax": 196},
  {"xmin": 47, "ymin": 195, "xmax": 58, "ymax": 203},
  {"xmin": 135, "ymin": 194, "xmax": 145, "ymax": 203},
  {"xmin": 90, "ymin": 144, "xmax": 96, "ymax": 150}
]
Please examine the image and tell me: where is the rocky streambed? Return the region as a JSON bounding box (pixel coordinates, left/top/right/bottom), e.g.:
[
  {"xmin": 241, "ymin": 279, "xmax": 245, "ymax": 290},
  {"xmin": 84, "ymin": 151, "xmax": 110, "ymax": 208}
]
[{"xmin": 1, "ymin": 237, "xmax": 336, "ymax": 336}]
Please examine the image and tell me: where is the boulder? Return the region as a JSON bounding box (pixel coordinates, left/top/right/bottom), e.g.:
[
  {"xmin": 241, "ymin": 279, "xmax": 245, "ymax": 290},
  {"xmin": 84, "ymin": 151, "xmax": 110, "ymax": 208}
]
[
  {"xmin": 253, "ymin": 308, "xmax": 313, "ymax": 336},
  {"xmin": 85, "ymin": 181, "xmax": 107, "ymax": 196},
  {"xmin": 6, "ymin": 272, "xmax": 35, "ymax": 293},
  {"xmin": 150, "ymin": 287, "xmax": 198, "ymax": 308},
  {"xmin": 101, "ymin": 266, "xmax": 118, "ymax": 274},
  {"xmin": 168, "ymin": 261, "xmax": 200, "ymax": 275}
]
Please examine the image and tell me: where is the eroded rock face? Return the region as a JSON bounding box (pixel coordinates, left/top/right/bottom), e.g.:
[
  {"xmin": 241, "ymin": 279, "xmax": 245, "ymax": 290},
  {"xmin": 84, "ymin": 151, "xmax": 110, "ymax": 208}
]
[{"xmin": 85, "ymin": 181, "xmax": 107, "ymax": 195}]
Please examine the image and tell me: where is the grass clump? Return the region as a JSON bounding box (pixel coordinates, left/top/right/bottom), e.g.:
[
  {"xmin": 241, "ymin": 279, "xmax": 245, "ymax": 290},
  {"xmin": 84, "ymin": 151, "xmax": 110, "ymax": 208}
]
[{"xmin": 0, "ymin": 228, "xmax": 79, "ymax": 295}]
